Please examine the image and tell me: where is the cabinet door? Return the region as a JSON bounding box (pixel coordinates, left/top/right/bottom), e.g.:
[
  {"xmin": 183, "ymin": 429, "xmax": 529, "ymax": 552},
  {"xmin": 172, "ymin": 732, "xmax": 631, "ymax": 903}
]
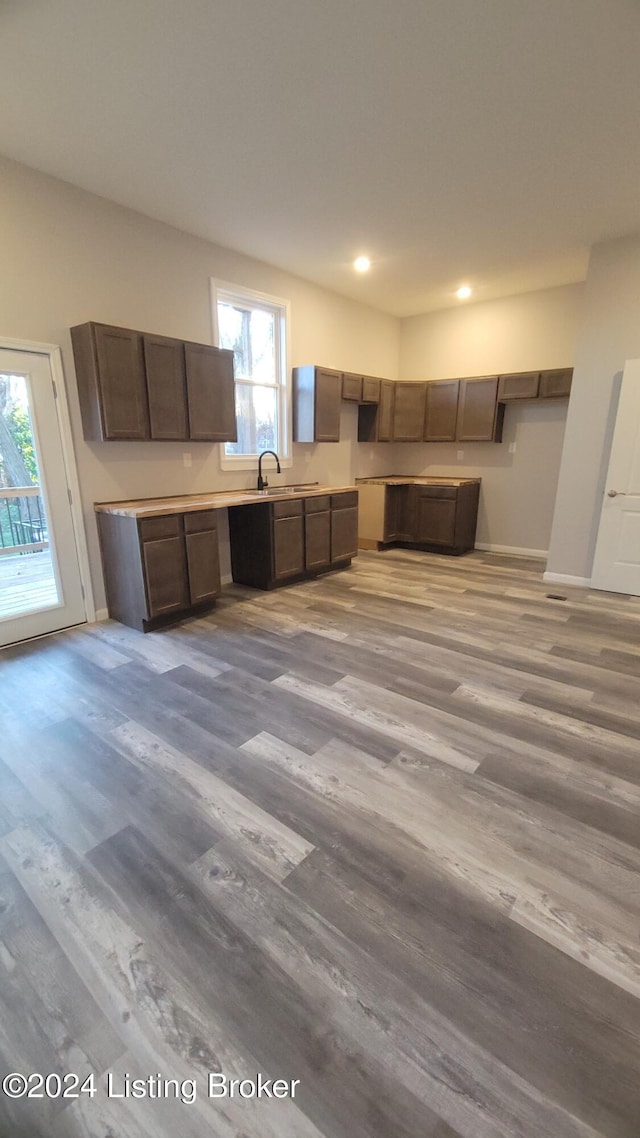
[
  {"xmin": 393, "ymin": 383, "xmax": 427, "ymax": 442},
  {"xmin": 424, "ymin": 380, "xmax": 459, "ymax": 441},
  {"xmin": 314, "ymin": 370, "xmax": 342, "ymax": 441},
  {"xmin": 362, "ymin": 377, "xmax": 380, "ymax": 403},
  {"xmin": 497, "ymin": 372, "xmax": 539, "ymax": 401},
  {"xmin": 142, "ymin": 536, "xmax": 189, "ymax": 617},
  {"xmin": 185, "ymin": 343, "xmax": 237, "ymax": 441},
  {"xmin": 377, "ymin": 380, "xmax": 395, "ymax": 441},
  {"xmin": 457, "ymin": 377, "xmax": 501, "ymax": 441},
  {"xmin": 305, "ymin": 511, "xmax": 331, "ymax": 569},
  {"xmin": 93, "ymin": 324, "xmax": 150, "ymax": 440},
  {"xmin": 143, "ymin": 334, "xmax": 188, "ymax": 440},
  {"xmin": 539, "ymin": 368, "xmax": 573, "ymax": 398},
  {"xmin": 331, "ymin": 506, "xmax": 358, "ymax": 562},
  {"xmin": 273, "ymin": 515, "xmax": 305, "ymax": 579},
  {"xmin": 342, "ymin": 373, "xmax": 363, "ymax": 402},
  {"xmin": 415, "ymin": 495, "xmax": 457, "ymax": 546},
  {"xmin": 185, "ymin": 528, "xmax": 220, "ymax": 605}
]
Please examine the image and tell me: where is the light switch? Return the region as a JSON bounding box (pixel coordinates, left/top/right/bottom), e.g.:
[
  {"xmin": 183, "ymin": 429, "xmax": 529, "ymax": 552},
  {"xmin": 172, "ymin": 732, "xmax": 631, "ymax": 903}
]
[
  {"xmin": 457, "ymin": 450, "xmax": 464, "ymax": 460},
  {"xmin": 183, "ymin": 452, "xmax": 192, "ymax": 468},
  {"xmin": 509, "ymin": 442, "xmax": 517, "ymax": 454}
]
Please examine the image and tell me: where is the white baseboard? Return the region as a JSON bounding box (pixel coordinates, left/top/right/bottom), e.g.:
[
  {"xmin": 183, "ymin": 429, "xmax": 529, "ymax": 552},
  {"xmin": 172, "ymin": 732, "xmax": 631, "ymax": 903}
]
[
  {"xmin": 475, "ymin": 542, "xmax": 548, "ymax": 559},
  {"xmin": 542, "ymin": 571, "xmax": 591, "ymax": 588},
  {"xmin": 93, "ymin": 607, "xmax": 109, "ymax": 622},
  {"xmin": 221, "ymin": 573, "xmax": 233, "ymax": 585}
]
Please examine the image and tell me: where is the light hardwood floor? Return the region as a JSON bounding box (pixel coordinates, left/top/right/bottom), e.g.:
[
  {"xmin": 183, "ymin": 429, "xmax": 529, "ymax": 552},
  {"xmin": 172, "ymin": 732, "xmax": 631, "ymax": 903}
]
[{"xmin": 1, "ymin": 548, "xmax": 639, "ymax": 1138}]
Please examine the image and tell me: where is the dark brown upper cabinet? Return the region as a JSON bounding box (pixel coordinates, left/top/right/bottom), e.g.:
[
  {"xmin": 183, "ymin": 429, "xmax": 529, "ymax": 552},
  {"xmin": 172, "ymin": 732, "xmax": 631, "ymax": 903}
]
[
  {"xmin": 342, "ymin": 372, "xmax": 363, "ymax": 402},
  {"xmin": 393, "ymin": 382, "xmax": 427, "ymax": 442},
  {"xmin": 357, "ymin": 378, "xmax": 394, "ymax": 442},
  {"xmin": 293, "ymin": 366, "xmax": 342, "ymax": 442},
  {"xmin": 497, "ymin": 372, "xmax": 540, "ymax": 401},
  {"xmin": 185, "ymin": 342, "xmax": 236, "ymax": 442},
  {"xmin": 143, "ymin": 333, "xmax": 188, "ymax": 439},
  {"xmin": 71, "ymin": 322, "xmax": 237, "ymax": 443},
  {"xmin": 456, "ymin": 376, "xmax": 504, "ymax": 442},
  {"xmin": 72, "ymin": 323, "xmax": 150, "ymax": 440},
  {"xmin": 539, "ymin": 368, "xmax": 573, "ymax": 398},
  {"xmin": 424, "ymin": 379, "xmax": 459, "ymax": 441},
  {"xmin": 361, "ymin": 377, "xmax": 381, "ymax": 403}
]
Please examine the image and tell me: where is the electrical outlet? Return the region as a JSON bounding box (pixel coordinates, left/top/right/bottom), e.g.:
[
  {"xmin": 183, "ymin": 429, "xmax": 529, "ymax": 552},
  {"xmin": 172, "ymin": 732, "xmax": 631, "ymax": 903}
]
[
  {"xmin": 509, "ymin": 442, "xmax": 517, "ymax": 454},
  {"xmin": 183, "ymin": 452, "xmax": 192, "ymax": 468},
  {"xmin": 457, "ymin": 450, "xmax": 464, "ymax": 460}
]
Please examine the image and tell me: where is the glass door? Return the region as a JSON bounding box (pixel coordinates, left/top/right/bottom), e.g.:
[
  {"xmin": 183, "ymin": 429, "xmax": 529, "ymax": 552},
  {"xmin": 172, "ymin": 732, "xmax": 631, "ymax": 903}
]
[{"xmin": 0, "ymin": 349, "xmax": 86, "ymax": 647}]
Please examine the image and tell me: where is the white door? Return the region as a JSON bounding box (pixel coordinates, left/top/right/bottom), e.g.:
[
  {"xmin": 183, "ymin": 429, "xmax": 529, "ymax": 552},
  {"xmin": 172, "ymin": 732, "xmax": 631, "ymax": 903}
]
[
  {"xmin": 0, "ymin": 348, "xmax": 86, "ymax": 646},
  {"xmin": 591, "ymin": 358, "xmax": 640, "ymax": 595}
]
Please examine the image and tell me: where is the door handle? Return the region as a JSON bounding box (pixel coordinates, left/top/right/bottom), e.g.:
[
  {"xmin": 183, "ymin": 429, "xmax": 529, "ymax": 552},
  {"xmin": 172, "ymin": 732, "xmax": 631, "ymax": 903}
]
[{"xmin": 607, "ymin": 489, "xmax": 626, "ymax": 497}]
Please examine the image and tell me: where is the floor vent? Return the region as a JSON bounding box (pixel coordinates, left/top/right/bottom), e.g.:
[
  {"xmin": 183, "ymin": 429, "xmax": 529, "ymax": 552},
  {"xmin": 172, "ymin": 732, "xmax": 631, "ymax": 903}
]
[{"xmin": 546, "ymin": 593, "xmax": 568, "ymax": 601}]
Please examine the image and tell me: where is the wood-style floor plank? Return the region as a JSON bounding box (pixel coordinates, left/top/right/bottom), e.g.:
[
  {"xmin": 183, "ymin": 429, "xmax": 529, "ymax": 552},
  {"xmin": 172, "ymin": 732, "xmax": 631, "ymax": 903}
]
[{"xmin": 1, "ymin": 548, "xmax": 639, "ymax": 1137}]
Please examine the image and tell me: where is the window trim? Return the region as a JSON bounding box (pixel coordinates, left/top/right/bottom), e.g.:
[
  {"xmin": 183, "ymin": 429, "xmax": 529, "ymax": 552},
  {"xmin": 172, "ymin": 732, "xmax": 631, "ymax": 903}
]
[{"xmin": 210, "ymin": 278, "xmax": 292, "ymax": 471}]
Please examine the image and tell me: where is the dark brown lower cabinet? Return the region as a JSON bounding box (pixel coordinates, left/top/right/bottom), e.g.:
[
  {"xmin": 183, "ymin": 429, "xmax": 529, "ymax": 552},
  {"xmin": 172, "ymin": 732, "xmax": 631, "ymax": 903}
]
[
  {"xmin": 97, "ymin": 508, "xmax": 221, "ymax": 631},
  {"xmin": 357, "ymin": 479, "xmax": 480, "ymax": 554},
  {"xmin": 229, "ymin": 492, "xmax": 358, "ymax": 589}
]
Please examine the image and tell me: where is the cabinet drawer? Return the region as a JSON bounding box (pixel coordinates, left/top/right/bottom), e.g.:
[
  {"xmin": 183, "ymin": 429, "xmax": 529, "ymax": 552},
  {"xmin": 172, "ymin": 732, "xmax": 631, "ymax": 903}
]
[
  {"xmin": 497, "ymin": 372, "xmax": 539, "ymax": 401},
  {"xmin": 342, "ymin": 373, "xmax": 363, "ymax": 401},
  {"xmin": 362, "ymin": 377, "xmax": 381, "ymax": 403},
  {"xmin": 184, "ymin": 509, "xmax": 218, "ymax": 533},
  {"xmin": 331, "ymin": 491, "xmax": 358, "ymax": 510},
  {"xmin": 305, "ymin": 495, "xmax": 331, "ymax": 513},
  {"xmin": 139, "ymin": 514, "xmax": 181, "ymax": 541},
  {"xmin": 416, "ymin": 485, "xmax": 458, "ymax": 500},
  {"xmin": 272, "ymin": 498, "xmax": 303, "ymax": 518}
]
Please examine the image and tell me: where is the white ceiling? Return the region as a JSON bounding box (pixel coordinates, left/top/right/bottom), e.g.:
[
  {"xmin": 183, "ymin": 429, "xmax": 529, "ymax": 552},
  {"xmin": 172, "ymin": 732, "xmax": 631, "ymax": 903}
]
[{"xmin": 2, "ymin": 0, "xmax": 640, "ymax": 316}]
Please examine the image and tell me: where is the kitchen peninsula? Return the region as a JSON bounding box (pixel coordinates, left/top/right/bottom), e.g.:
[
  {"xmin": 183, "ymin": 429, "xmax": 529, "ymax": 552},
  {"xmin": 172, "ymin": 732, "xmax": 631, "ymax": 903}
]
[{"xmin": 356, "ymin": 476, "xmax": 481, "ymax": 555}]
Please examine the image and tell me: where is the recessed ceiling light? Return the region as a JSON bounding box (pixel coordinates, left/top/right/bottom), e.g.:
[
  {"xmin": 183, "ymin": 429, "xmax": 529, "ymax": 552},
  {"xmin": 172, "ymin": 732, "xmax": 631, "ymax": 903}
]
[
  {"xmin": 354, "ymin": 256, "xmax": 371, "ymax": 273},
  {"xmin": 456, "ymin": 285, "xmax": 472, "ymax": 299}
]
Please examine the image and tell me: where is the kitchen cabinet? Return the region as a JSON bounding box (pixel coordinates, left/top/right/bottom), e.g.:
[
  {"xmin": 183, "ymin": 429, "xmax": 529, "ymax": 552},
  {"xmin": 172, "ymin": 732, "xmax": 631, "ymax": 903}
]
[
  {"xmin": 304, "ymin": 496, "xmax": 331, "ymax": 570},
  {"xmin": 143, "ymin": 333, "xmax": 189, "ymax": 440},
  {"xmin": 362, "ymin": 377, "xmax": 381, "ymax": 403},
  {"xmin": 497, "ymin": 368, "xmax": 573, "ymax": 402},
  {"xmin": 424, "ymin": 379, "xmax": 459, "ymax": 441},
  {"xmin": 393, "ymin": 382, "xmax": 427, "ymax": 442},
  {"xmin": 456, "ymin": 376, "xmax": 504, "ymax": 442},
  {"xmin": 539, "ymin": 368, "xmax": 573, "ymax": 398},
  {"xmin": 358, "ymin": 379, "xmax": 394, "ymax": 442},
  {"xmin": 330, "ymin": 491, "xmax": 359, "ymax": 561},
  {"xmin": 96, "ymin": 508, "xmax": 221, "ymax": 631},
  {"xmin": 228, "ymin": 490, "xmax": 358, "ymax": 589},
  {"xmin": 342, "ymin": 372, "xmax": 363, "ymax": 402},
  {"xmin": 356, "ymin": 477, "xmax": 480, "ymax": 554},
  {"xmin": 185, "ymin": 342, "xmax": 237, "ymax": 441},
  {"xmin": 71, "ymin": 321, "xmax": 237, "ymax": 442},
  {"xmin": 72, "ymin": 323, "xmax": 150, "ymax": 440},
  {"xmin": 497, "ymin": 372, "xmax": 540, "ymax": 401},
  {"xmin": 293, "ymin": 366, "xmax": 342, "ymax": 442}
]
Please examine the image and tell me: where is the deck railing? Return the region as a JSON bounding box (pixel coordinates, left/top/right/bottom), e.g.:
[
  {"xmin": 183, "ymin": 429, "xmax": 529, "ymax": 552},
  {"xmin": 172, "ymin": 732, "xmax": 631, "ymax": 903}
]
[{"xmin": 0, "ymin": 487, "xmax": 49, "ymax": 555}]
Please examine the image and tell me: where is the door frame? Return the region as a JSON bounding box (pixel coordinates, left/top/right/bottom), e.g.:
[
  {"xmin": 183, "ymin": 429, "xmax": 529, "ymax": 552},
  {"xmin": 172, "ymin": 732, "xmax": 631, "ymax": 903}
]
[{"xmin": 0, "ymin": 335, "xmax": 95, "ymax": 624}]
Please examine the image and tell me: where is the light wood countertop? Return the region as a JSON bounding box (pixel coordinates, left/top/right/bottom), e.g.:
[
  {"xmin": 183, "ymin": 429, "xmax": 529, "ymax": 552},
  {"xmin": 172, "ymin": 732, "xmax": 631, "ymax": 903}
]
[
  {"xmin": 356, "ymin": 475, "xmax": 481, "ymax": 486},
  {"xmin": 95, "ymin": 484, "xmax": 358, "ymax": 519}
]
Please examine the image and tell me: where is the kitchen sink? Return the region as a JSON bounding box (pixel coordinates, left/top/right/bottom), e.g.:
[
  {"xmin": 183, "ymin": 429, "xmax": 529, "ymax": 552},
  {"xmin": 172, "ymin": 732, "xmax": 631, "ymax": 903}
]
[{"xmin": 256, "ymin": 485, "xmax": 319, "ymax": 495}]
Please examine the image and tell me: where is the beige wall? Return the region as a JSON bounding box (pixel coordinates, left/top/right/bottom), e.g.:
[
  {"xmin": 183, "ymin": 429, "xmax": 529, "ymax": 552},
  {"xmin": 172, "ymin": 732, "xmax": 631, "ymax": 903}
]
[
  {"xmin": 396, "ymin": 285, "xmax": 583, "ymax": 553},
  {"xmin": 547, "ymin": 233, "xmax": 640, "ymax": 581},
  {"xmin": 0, "ymin": 158, "xmax": 399, "ymax": 607}
]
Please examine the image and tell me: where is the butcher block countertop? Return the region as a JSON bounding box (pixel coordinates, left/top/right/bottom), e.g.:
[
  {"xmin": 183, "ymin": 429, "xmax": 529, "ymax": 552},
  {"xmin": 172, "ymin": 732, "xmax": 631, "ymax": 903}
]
[
  {"xmin": 356, "ymin": 475, "xmax": 481, "ymax": 486},
  {"xmin": 94, "ymin": 484, "xmax": 358, "ymax": 519}
]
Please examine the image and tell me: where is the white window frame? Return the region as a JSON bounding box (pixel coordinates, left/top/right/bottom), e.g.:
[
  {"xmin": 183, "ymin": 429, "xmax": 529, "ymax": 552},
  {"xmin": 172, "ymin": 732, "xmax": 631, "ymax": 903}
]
[{"xmin": 211, "ymin": 279, "xmax": 292, "ymax": 471}]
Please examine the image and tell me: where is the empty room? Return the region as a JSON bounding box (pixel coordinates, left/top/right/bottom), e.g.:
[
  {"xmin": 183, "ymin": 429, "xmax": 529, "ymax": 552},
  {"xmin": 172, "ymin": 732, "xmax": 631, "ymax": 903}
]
[{"xmin": 1, "ymin": 2, "xmax": 639, "ymax": 1136}]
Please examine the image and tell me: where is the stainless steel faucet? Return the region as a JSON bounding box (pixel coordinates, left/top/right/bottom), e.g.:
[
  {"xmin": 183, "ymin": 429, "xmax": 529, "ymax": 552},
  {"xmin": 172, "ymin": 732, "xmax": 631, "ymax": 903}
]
[{"xmin": 257, "ymin": 450, "xmax": 281, "ymax": 490}]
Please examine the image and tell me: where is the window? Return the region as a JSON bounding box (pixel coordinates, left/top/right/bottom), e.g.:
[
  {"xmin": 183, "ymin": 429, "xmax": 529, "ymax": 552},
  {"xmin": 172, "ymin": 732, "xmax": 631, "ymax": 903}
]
[{"xmin": 212, "ymin": 281, "xmax": 290, "ymax": 467}]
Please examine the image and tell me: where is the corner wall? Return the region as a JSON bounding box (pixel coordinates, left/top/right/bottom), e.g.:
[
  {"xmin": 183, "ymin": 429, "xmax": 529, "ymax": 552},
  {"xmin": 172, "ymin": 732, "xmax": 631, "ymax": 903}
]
[
  {"xmin": 547, "ymin": 233, "xmax": 640, "ymax": 582},
  {"xmin": 397, "ymin": 285, "xmax": 583, "ymax": 554}
]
